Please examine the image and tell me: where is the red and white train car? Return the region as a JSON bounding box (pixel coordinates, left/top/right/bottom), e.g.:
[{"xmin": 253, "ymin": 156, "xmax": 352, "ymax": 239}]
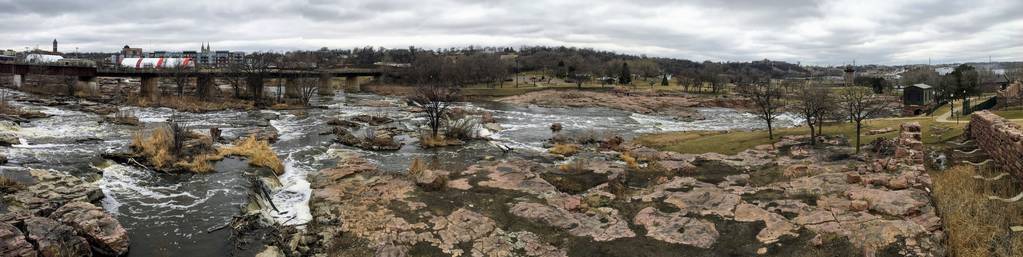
[{"xmin": 119, "ymin": 57, "xmax": 194, "ymax": 69}]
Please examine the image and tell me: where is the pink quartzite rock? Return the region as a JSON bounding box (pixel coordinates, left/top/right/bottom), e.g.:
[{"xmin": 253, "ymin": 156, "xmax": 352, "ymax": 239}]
[
  {"xmin": 48, "ymin": 202, "xmax": 130, "ymax": 256},
  {"xmin": 633, "ymin": 207, "xmax": 719, "ymax": 248},
  {"xmin": 0, "ymin": 222, "xmax": 37, "ymax": 257}
]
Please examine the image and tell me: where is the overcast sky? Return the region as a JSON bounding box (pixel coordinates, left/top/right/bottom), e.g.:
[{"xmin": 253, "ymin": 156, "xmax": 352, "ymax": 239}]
[{"xmin": 1, "ymin": 0, "xmax": 1020, "ymax": 65}]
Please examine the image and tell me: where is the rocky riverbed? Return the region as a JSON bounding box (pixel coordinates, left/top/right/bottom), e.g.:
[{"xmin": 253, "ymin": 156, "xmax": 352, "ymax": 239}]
[
  {"xmin": 274, "ymin": 122, "xmax": 944, "ymax": 257},
  {"xmin": 1, "ymin": 87, "xmax": 816, "ymax": 257}
]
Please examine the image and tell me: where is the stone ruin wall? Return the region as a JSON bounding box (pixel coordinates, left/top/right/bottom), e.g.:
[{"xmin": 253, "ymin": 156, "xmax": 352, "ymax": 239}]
[
  {"xmin": 996, "ymin": 80, "xmax": 1022, "ymax": 108},
  {"xmin": 969, "ymin": 110, "xmax": 1023, "ymax": 177}
]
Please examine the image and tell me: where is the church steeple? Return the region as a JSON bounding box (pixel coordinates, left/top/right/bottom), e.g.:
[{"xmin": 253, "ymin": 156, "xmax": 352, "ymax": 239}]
[{"xmin": 52, "ymin": 39, "xmax": 58, "ymax": 53}]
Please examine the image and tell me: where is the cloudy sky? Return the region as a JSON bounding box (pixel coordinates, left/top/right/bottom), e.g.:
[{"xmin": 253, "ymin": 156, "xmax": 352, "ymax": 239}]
[{"xmin": 1, "ymin": 0, "xmax": 1020, "ymax": 65}]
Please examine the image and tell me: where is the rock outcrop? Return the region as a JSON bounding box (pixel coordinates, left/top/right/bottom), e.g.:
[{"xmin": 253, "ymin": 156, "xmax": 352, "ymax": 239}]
[
  {"xmin": 0, "ymin": 169, "xmax": 129, "ymax": 256},
  {"xmin": 49, "ymin": 202, "xmax": 130, "ymax": 256}
]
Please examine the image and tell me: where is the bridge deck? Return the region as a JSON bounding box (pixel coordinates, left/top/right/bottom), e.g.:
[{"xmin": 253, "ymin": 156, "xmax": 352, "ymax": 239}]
[{"xmin": 1, "ymin": 62, "xmax": 382, "ymax": 78}]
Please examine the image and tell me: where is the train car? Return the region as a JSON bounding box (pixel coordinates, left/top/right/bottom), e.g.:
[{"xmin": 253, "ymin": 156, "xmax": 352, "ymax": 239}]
[{"xmin": 120, "ymin": 57, "xmax": 194, "ymax": 69}]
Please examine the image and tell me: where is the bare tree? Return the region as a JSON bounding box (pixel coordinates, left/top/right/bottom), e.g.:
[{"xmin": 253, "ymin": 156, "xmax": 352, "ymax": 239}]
[
  {"xmin": 745, "ymin": 81, "xmax": 783, "ymax": 139},
  {"xmin": 839, "ymin": 87, "xmax": 886, "ymax": 153},
  {"xmin": 223, "ymin": 62, "xmax": 246, "ymax": 99},
  {"xmin": 795, "ymin": 84, "xmax": 831, "ymax": 145},
  {"xmin": 410, "ymin": 84, "xmax": 461, "ymax": 137},
  {"xmin": 169, "ymin": 64, "xmax": 192, "ymax": 96},
  {"xmin": 241, "ymin": 52, "xmax": 281, "ymax": 106},
  {"xmin": 295, "ymin": 77, "xmax": 319, "ymax": 106}
]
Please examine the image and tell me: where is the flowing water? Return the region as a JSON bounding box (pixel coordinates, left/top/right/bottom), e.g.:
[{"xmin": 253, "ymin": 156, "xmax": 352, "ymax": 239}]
[{"xmin": 0, "ymin": 90, "xmax": 803, "ymax": 256}]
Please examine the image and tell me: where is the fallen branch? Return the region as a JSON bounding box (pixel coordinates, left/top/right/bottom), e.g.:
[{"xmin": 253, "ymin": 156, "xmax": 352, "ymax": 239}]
[
  {"xmin": 973, "ymin": 172, "xmax": 1010, "ymax": 181},
  {"xmin": 987, "ymin": 191, "xmax": 1023, "ymax": 202}
]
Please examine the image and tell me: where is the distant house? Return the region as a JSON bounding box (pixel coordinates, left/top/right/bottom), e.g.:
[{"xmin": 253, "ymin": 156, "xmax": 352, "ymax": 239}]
[{"xmin": 902, "ymin": 83, "xmax": 935, "ymax": 115}]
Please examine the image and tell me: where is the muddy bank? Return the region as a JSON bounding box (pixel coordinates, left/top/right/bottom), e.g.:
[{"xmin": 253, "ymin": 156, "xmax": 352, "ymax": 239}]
[{"xmin": 285, "ymin": 122, "xmax": 942, "ymax": 257}]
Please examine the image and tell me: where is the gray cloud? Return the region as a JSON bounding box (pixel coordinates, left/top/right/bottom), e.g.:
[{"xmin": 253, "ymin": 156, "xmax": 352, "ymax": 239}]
[{"xmin": 0, "ymin": 0, "xmax": 1019, "ymax": 64}]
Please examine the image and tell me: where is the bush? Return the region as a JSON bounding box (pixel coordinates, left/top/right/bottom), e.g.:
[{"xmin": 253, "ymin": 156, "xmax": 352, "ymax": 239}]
[{"xmin": 445, "ymin": 117, "xmax": 480, "ymax": 140}]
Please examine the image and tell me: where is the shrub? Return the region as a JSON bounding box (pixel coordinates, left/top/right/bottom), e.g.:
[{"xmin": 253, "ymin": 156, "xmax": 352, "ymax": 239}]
[{"xmin": 445, "ymin": 117, "xmax": 480, "ymax": 140}]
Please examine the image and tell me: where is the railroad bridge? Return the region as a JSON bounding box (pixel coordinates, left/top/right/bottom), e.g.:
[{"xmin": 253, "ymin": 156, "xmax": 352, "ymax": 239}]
[{"xmin": 0, "ymin": 62, "xmax": 384, "ymax": 97}]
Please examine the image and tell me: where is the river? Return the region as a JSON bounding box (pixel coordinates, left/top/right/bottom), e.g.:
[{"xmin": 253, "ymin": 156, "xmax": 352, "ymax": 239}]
[{"xmin": 0, "ymin": 91, "xmax": 803, "ymax": 256}]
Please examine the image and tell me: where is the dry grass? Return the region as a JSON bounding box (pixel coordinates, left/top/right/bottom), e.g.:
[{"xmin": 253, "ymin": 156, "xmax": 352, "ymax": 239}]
[
  {"xmin": 419, "ymin": 133, "xmax": 462, "ymax": 148},
  {"xmin": 128, "ymin": 94, "xmax": 253, "ymax": 113},
  {"xmin": 218, "ymin": 135, "xmax": 285, "ymax": 175},
  {"xmin": 408, "ymin": 157, "xmax": 427, "ymax": 177},
  {"xmin": 620, "ymin": 152, "xmax": 639, "ymax": 170},
  {"xmin": 932, "ymin": 165, "xmax": 1023, "ymax": 257},
  {"xmin": 175, "ymin": 154, "xmax": 218, "ymax": 173},
  {"xmin": 131, "ymin": 127, "xmax": 176, "ymax": 169},
  {"xmin": 0, "ymin": 175, "xmax": 22, "ymax": 193},
  {"xmin": 548, "ymin": 143, "xmax": 579, "ymax": 156},
  {"xmin": 558, "ymin": 159, "xmax": 591, "ymax": 174},
  {"xmin": 108, "ymin": 109, "xmax": 141, "ymax": 126}
]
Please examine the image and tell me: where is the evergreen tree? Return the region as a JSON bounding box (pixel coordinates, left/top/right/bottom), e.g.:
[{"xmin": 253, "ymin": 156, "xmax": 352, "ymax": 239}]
[
  {"xmin": 661, "ymin": 75, "xmax": 669, "ymax": 86},
  {"xmin": 619, "ymin": 62, "xmax": 632, "ymax": 85}
]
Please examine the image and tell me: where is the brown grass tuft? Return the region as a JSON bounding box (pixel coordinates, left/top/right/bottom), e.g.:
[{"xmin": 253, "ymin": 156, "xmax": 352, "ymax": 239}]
[
  {"xmin": 548, "ymin": 143, "xmax": 579, "ymax": 157},
  {"xmin": 932, "ymin": 165, "xmax": 1023, "ymax": 257},
  {"xmin": 128, "ymin": 94, "xmax": 253, "ymax": 113},
  {"xmin": 558, "ymin": 159, "xmax": 590, "ymax": 174},
  {"xmin": 0, "ymin": 175, "xmax": 22, "ymax": 193},
  {"xmin": 620, "ymin": 152, "xmax": 639, "ymax": 170},
  {"xmin": 218, "ymin": 135, "xmax": 284, "ymax": 175},
  {"xmin": 131, "ymin": 127, "xmax": 175, "ymax": 169}
]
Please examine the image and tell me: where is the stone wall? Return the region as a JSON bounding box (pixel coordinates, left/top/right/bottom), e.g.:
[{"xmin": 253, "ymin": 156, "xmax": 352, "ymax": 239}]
[
  {"xmin": 969, "ymin": 110, "xmax": 1023, "ymax": 176},
  {"xmin": 996, "ymin": 80, "xmax": 1022, "ymax": 108}
]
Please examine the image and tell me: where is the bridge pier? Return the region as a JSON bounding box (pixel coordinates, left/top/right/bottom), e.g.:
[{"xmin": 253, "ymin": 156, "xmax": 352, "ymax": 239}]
[
  {"xmin": 140, "ymin": 76, "xmax": 159, "ymax": 99},
  {"xmin": 11, "ymin": 74, "xmax": 24, "ymax": 88},
  {"xmin": 318, "ymin": 73, "xmax": 334, "ymax": 96},
  {"xmin": 196, "ymin": 76, "xmax": 214, "ymax": 99},
  {"xmin": 285, "ymin": 78, "xmax": 301, "ymax": 98},
  {"xmin": 76, "ymin": 76, "xmax": 98, "ymax": 96},
  {"xmin": 345, "ymin": 76, "xmax": 360, "ymax": 93}
]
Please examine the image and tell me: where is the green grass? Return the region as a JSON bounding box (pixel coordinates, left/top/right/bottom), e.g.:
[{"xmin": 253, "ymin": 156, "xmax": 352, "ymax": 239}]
[
  {"xmin": 994, "ymin": 109, "xmax": 1023, "ymax": 119},
  {"xmin": 636, "ymin": 117, "xmax": 965, "ymax": 155}
]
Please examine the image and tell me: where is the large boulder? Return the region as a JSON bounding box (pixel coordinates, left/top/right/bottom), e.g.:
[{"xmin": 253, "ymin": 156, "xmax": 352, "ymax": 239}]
[
  {"xmin": 0, "ymin": 222, "xmax": 37, "ymax": 257},
  {"xmin": 48, "ymin": 202, "xmax": 129, "ymax": 256},
  {"xmin": 25, "ymin": 217, "xmax": 92, "ymax": 257}
]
